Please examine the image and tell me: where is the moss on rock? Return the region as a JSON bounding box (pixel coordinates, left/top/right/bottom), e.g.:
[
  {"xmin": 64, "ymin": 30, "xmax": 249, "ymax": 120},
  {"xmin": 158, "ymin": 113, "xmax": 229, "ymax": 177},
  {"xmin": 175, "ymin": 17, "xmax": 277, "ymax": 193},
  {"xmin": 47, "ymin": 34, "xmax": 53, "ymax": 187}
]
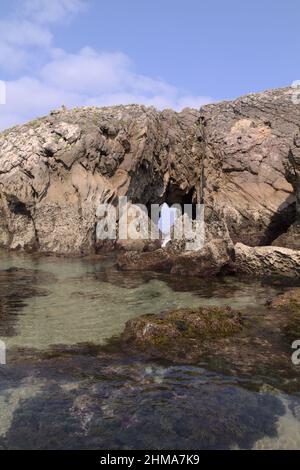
[
  {"xmin": 121, "ymin": 306, "xmax": 243, "ymax": 361},
  {"xmin": 267, "ymin": 288, "xmax": 300, "ymax": 341}
]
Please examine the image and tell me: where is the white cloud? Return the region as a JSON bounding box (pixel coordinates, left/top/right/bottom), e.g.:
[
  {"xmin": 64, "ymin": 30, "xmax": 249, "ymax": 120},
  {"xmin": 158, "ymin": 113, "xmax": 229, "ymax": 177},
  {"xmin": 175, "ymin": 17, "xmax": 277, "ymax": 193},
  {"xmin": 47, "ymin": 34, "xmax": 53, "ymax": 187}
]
[
  {"xmin": 0, "ymin": 19, "xmax": 52, "ymax": 71},
  {"xmin": 39, "ymin": 47, "xmax": 182, "ymax": 100},
  {"xmin": 0, "ymin": 0, "xmax": 85, "ymax": 71},
  {"xmin": 0, "ymin": 1, "xmax": 213, "ymax": 131},
  {"xmin": 0, "ymin": 19, "xmax": 52, "ymax": 47},
  {"xmin": 1, "ymin": 77, "xmax": 82, "ymax": 129},
  {"xmin": 1, "ymin": 48, "xmax": 212, "ymax": 130},
  {"xmin": 40, "ymin": 48, "xmax": 133, "ymax": 93},
  {"xmin": 0, "ymin": 43, "xmax": 29, "ymax": 72},
  {"xmin": 175, "ymin": 94, "xmax": 214, "ymax": 110},
  {"xmin": 20, "ymin": 0, "xmax": 86, "ymax": 24}
]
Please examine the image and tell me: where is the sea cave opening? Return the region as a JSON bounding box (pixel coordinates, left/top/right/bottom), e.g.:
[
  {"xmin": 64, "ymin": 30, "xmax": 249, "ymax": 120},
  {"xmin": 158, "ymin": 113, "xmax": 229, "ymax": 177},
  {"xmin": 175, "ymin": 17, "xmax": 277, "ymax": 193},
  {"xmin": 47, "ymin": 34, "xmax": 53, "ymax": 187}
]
[{"xmin": 157, "ymin": 184, "xmax": 198, "ymax": 246}]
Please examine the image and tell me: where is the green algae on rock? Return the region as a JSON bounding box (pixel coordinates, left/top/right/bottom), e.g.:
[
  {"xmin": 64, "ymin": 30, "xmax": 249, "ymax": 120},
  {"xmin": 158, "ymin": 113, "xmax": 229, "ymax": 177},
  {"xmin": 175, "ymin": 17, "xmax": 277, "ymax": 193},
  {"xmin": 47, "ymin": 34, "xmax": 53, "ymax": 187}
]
[
  {"xmin": 268, "ymin": 288, "xmax": 300, "ymax": 310},
  {"xmin": 121, "ymin": 306, "xmax": 243, "ymax": 361},
  {"xmin": 267, "ymin": 288, "xmax": 300, "ymax": 341}
]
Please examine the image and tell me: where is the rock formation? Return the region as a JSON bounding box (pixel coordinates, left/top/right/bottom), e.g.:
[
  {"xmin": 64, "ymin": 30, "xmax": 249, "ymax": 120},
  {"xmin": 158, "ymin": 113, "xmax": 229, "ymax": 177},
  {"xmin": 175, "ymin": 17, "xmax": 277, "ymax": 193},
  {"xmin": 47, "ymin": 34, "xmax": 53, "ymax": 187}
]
[
  {"xmin": 268, "ymin": 288, "xmax": 300, "ymax": 310},
  {"xmin": 118, "ymin": 238, "xmax": 234, "ymax": 277},
  {"xmin": 234, "ymin": 243, "xmax": 300, "ymax": 278},
  {"xmin": 200, "ymin": 88, "xmax": 300, "ymax": 247},
  {"xmin": 267, "ymin": 288, "xmax": 300, "ymax": 341},
  {"xmin": 121, "ymin": 306, "xmax": 243, "ymax": 362},
  {"xmin": 0, "ymin": 86, "xmax": 299, "ymax": 276},
  {"xmin": 0, "ymin": 105, "xmax": 202, "ymax": 254},
  {"xmin": 273, "ymin": 131, "xmax": 300, "ymax": 249}
]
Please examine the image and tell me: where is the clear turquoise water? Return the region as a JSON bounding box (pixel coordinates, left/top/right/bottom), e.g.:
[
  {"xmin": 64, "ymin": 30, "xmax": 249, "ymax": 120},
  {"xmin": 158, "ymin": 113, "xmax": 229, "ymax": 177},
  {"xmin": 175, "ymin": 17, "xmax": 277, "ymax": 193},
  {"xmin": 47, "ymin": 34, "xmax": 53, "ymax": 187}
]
[{"xmin": 0, "ymin": 250, "xmax": 299, "ymax": 450}]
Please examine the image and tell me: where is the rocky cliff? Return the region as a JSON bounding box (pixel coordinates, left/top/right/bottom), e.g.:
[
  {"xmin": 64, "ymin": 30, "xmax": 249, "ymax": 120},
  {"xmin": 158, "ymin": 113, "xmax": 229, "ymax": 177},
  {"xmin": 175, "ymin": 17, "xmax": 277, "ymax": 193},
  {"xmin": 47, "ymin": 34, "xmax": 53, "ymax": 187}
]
[
  {"xmin": 200, "ymin": 88, "xmax": 299, "ymax": 246},
  {"xmin": 0, "ymin": 87, "xmax": 299, "ymax": 276},
  {"xmin": 0, "ymin": 105, "xmax": 202, "ymax": 254}
]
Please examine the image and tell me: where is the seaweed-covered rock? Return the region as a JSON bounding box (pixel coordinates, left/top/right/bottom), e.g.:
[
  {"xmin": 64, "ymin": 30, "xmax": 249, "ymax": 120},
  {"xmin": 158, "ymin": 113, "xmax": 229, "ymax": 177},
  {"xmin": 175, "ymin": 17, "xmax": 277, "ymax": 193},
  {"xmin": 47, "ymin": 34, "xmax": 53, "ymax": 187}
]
[
  {"xmin": 121, "ymin": 306, "xmax": 243, "ymax": 362},
  {"xmin": 269, "ymin": 288, "xmax": 300, "ymax": 310},
  {"xmin": 267, "ymin": 288, "xmax": 300, "ymax": 341}
]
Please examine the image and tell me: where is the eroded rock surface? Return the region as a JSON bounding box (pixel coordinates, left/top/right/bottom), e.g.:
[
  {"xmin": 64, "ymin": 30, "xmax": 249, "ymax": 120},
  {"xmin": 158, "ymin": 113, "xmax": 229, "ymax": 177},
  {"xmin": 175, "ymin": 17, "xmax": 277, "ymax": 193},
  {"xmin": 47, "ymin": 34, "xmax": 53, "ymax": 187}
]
[
  {"xmin": 118, "ymin": 238, "xmax": 233, "ymax": 277},
  {"xmin": 0, "ymin": 87, "xmax": 299, "ymax": 277},
  {"xmin": 0, "ymin": 106, "xmax": 202, "ymax": 254},
  {"xmin": 273, "ymin": 132, "xmax": 300, "ymax": 249},
  {"xmin": 200, "ymin": 88, "xmax": 298, "ymax": 246},
  {"xmin": 235, "ymin": 243, "xmax": 300, "ymax": 277}
]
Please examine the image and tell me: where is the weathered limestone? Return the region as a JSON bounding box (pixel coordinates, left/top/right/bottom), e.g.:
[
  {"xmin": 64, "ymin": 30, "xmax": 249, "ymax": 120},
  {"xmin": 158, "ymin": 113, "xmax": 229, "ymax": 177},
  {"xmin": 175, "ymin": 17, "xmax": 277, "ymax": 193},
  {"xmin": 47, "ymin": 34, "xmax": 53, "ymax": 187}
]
[
  {"xmin": 118, "ymin": 238, "xmax": 233, "ymax": 277},
  {"xmin": 0, "ymin": 106, "xmax": 202, "ymax": 254},
  {"xmin": 273, "ymin": 132, "xmax": 300, "ymax": 249},
  {"xmin": 0, "ymin": 87, "xmax": 299, "ymax": 277},
  {"xmin": 200, "ymin": 87, "xmax": 298, "ymax": 247},
  {"xmin": 234, "ymin": 243, "xmax": 300, "ymax": 277}
]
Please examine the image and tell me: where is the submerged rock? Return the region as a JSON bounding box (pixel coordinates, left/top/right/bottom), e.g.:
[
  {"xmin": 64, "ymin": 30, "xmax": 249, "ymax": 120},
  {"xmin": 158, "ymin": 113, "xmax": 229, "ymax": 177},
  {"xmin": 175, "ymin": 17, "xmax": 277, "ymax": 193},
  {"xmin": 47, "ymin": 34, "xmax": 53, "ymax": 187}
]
[
  {"xmin": 267, "ymin": 288, "xmax": 300, "ymax": 341},
  {"xmin": 121, "ymin": 306, "xmax": 243, "ymax": 361},
  {"xmin": 269, "ymin": 288, "xmax": 300, "ymax": 310},
  {"xmin": 0, "ymin": 267, "xmax": 54, "ymax": 337}
]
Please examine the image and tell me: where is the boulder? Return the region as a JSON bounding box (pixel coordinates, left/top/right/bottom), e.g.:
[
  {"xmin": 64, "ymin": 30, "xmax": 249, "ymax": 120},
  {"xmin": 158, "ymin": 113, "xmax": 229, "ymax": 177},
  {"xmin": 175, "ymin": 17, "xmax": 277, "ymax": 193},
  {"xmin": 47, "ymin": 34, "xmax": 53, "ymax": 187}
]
[
  {"xmin": 121, "ymin": 306, "xmax": 243, "ymax": 361},
  {"xmin": 234, "ymin": 242, "xmax": 300, "ymax": 277},
  {"xmin": 117, "ymin": 239, "xmax": 233, "ymax": 276},
  {"xmin": 118, "ymin": 249, "xmax": 173, "ymax": 272},
  {"xmin": 117, "ymin": 207, "xmax": 234, "ymax": 275}
]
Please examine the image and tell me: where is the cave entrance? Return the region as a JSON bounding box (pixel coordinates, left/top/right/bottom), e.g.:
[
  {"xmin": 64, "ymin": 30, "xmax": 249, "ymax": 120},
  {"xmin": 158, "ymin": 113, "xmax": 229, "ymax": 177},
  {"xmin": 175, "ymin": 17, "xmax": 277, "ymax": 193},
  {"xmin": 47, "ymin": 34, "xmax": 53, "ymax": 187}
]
[
  {"xmin": 158, "ymin": 203, "xmax": 179, "ymax": 247},
  {"xmin": 263, "ymin": 197, "xmax": 296, "ymax": 245},
  {"xmin": 157, "ymin": 184, "xmax": 198, "ymax": 246},
  {"xmin": 164, "ymin": 184, "xmax": 198, "ymax": 220}
]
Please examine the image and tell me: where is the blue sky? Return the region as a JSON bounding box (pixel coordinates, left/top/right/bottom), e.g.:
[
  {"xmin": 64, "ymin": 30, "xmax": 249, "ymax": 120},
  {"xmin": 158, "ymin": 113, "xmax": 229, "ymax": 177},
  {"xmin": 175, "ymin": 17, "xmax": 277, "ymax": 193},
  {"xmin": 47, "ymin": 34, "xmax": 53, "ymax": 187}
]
[{"xmin": 0, "ymin": 0, "xmax": 299, "ymax": 130}]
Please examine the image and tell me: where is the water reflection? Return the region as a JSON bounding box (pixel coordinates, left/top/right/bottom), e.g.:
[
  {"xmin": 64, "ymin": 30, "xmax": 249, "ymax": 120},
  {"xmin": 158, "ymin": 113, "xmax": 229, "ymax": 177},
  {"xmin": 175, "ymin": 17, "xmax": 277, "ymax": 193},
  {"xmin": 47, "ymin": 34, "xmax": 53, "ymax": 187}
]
[{"xmin": 0, "ymin": 250, "xmax": 299, "ymax": 449}]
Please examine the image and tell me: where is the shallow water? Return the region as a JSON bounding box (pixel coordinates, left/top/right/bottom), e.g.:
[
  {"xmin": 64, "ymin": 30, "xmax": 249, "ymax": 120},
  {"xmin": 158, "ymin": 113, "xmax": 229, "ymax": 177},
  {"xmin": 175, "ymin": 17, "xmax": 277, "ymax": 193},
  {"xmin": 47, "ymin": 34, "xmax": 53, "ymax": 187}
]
[{"xmin": 0, "ymin": 250, "xmax": 299, "ymax": 449}]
